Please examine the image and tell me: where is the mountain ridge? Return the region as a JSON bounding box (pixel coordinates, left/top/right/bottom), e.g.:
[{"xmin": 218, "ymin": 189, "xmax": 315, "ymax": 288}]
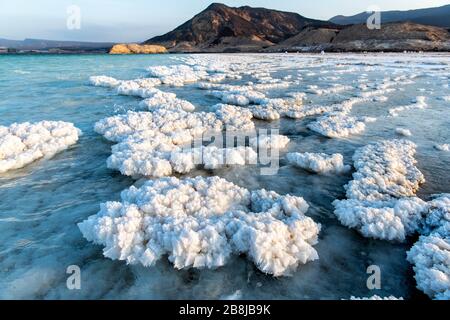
[
  {"xmin": 330, "ymin": 4, "xmax": 450, "ymax": 28},
  {"xmin": 145, "ymin": 3, "xmax": 450, "ymax": 53},
  {"xmin": 145, "ymin": 2, "xmax": 338, "ymax": 52}
]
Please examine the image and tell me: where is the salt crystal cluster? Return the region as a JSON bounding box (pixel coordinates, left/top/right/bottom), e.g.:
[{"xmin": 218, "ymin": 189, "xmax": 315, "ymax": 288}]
[
  {"xmin": 89, "ymin": 75, "xmax": 121, "ymax": 88},
  {"xmin": 333, "ymin": 140, "xmax": 427, "ymax": 241},
  {"xmin": 434, "ymin": 144, "xmax": 450, "ymax": 152},
  {"xmin": 287, "ymin": 152, "xmax": 351, "ymax": 175},
  {"xmin": 140, "ymin": 91, "xmax": 195, "ymax": 112},
  {"xmin": 307, "ymin": 113, "xmax": 368, "ymax": 138},
  {"xmin": 78, "ymin": 176, "xmax": 321, "ymax": 276},
  {"xmin": 389, "ymin": 96, "xmax": 427, "ymax": 117},
  {"xmin": 407, "ymin": 194, "xmax": 450, "ymax": 300},
  {"xmin": 117, "ymin": 79, "xmax": 163, "ymax": 98},
  {"xmin": 250, "ymin": 135, "xmax": 290, "ymax": 150},
  {"xmin": 306, "ymin": 84, "xmax": 352, "ymax": 95},
  {"xmin": 0, "ymin": 121, "xmax": 81, "ymax": 173},
  {"xmin": 95, "ymin": 105, "xmax": 259, "ymax": 177},
  {"xmin": 146, "ymin": 65, "xmax": 208, "ymax": 86},
  {"xmin": 395, "ymin": 128, "xmax": 412, "ymax": 137}
]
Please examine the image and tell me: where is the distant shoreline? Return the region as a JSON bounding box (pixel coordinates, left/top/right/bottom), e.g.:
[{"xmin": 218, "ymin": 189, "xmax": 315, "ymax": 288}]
[{"xmin": 2, "ymin": 50, "xmax": 450, "ymax": 56}]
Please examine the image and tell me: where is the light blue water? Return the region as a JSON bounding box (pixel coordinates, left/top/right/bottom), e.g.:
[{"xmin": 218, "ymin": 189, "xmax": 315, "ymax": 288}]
[{"xmin": 0, "ymin": 54, "xmax": 449, "ymax": 299}]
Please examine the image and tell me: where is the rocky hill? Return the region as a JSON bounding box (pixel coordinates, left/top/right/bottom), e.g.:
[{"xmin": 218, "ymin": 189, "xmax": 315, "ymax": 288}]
[
  {"xmin": 145, "ymin": 3, "xmax": 337, "ymax": 52},
  {"xmin": 146, "ymin": 3, "xmax": 450, "ymax": 53},
  {"xmin": 330, "ymin": 4, "xmax": 450, "ymax": 29},
  {"xmin": 267, "ymin": 22, "xmax": 450, "ymax": 52}
]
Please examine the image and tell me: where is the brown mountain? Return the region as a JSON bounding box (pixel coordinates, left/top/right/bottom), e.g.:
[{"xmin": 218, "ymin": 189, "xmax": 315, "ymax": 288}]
[
  {"xmin": 267, "ymin": 22, "xmax": 450, "ymax": 52},
  {"xmin": 330, "ymin": 4, "xmax": 450, "ymax": 29},
  {"xmin": 144, "ymin": 3, "xmax": 337, "ymax": 52}
]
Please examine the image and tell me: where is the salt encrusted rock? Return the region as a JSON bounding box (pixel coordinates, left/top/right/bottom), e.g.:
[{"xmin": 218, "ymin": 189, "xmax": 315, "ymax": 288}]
[
  {"xmin": 250, "ymin": 135, "xmax": 290, "ymax": 150},
  {"xmin": 249, "ymin": 97, "xmax": 366, "ymax": 122},
  {"xmin": 287, "ymin": 152, "xmax": 351, "ymax": 175},
  {"xmin": 117, "ymin": 79, "xmax": 163, "ymax": 98},
  {"xmin": 434, "ymin": 144, "xmax": 450, "ymax": 152},
  {"xmin": 211, "ymin": 104, "xmax": 255, "ymax": 132},
  {"xmin": 0, "ymin": 121, "xmax": 81, "ymax": 173},
  {"xmin": 421, "ymin": 194, "xmax": 450, "ymax": 234},
  {"xmin": 333, "ymin": 140, "xmax": 427, "ymax": 241},
  {"xmin": 90, "ymin": 76, "xmax": 171, "ymax": 99},
  {"xmin": 94, "ymin": 111, "xmax": 156, "ymax": 143},
  {"xmin": 78, "ymin": 176, "xmax": 321, "ymax": 276},
  {"xmin": 139, "ymin": 91, "xmax": 195, "ymax": 112},
  {"xmin": 95, "ymin": 108, "xmax": 258, "ymax": 177},
  {"xmin": 346, "ymin": 140, "xmax": 425, "ymax": 201},
  {"xmin": 171, "ymin": 146, "xmax": 258, "ymax": 173},
  {"xmin": 95, "ymin": 110, "xmax": 223, "ymax": 144},
  {"xmin": 108, "ymin": 135, "xmax": 257, "ymax": 177},
  {"xmin": 407, "ymin": 227, "xmax": 450, "ymax": 300},
  {"xmin": 407, "ymin": 194, "xmax": 450, "ymax": 300},
  {"xmin": 209, "ymin": 88, "xmax": 266, "ymax": 106},
  {"xmin": 395, "ymin": 128, "xmax": 412, "ymax": 137},
  {"xmin": 250, "ymin": 105, "xmax": 281, "ymax": 121},
  {"xmin": 389, "ymin": 96, "xmax": 427, "ymax": 117},
  {"xmin": 334, "ymin": 197, "xmax": 428, "ymax": 241},
  {"xmin": 89, "ymin": 75, "xmax": 121, "ymax": 88},
  {"xmin": 146, "ymin": 65, "xmax": 208, "ymax": 86},
  {"xmin": 307, "ymin": 113, "xmax": 367, "ymax": 138},
  {"xmin": 306, "ymin": 84, "xmax": 352, "ymax": 95}
]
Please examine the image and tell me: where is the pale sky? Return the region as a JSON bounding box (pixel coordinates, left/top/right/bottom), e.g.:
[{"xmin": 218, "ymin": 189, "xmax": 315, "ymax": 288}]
[{"xmin": 1, "ymin": 0, "xmax": 449, "ymax": 42}]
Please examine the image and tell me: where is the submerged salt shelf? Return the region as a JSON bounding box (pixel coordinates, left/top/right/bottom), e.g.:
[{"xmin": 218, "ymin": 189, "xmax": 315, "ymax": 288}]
[{"xmin": 1, "ymin": 53, "xmax": 450, "ymax": 299}]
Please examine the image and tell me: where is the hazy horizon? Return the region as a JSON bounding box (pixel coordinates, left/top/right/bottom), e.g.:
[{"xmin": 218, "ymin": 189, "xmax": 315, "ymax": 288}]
[{"xmin": 1, "ymin": 0, "xmax": 449, "ymax": 43}]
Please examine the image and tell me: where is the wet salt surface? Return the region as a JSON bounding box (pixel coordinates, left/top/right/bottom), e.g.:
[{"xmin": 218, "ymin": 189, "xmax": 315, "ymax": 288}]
[{"xmin": 0, "ymin": 53, "xmax": 449, "ymax": 299}]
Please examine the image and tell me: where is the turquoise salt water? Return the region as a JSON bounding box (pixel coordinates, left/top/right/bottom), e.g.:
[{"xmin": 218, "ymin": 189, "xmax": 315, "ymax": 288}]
[{"xmin": 0, "ymin": 53, "xmax": 449, "ymax": 299}]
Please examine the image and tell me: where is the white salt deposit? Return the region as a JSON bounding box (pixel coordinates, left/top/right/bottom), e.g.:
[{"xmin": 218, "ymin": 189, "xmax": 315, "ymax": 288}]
[
  {"xmin": 211, "ymin": 104, "xmax": 255, "ymax": 132},
  {"xmin": 395, "ymin": 128, "xmax": 412, "ymax": 137},
  {"xmin": 209, "ymin": 89, "xmax": 266, "ymax": 106},
  {"xmin": 407, "ymin": 194, "xmax": 450, "ymax": 300},
  {"xmin": 306, "ymin": 84, "xmax": 352, "ymax": 95},
  {"xmin": 0, "ymin": 121, "xmax": 81, "ymax": 173},
  {"xmin": 307, "ymin": 114, "xmax": 367, "ymax": 138},
  {"xmin": 95, "ymin": 105, "xmax": 260, "ymax": 177},
  {"xmin": 78, "ymin": 176, "xmax": 321, "ymax": 276},
  {"xmin": 140, "ymin": 91, "xmax": 195, "ymax": 112},
  {"xmin": 172, "ymin": 146, "xmax": 258, "ymax": 172},
  {"xmin": 117, "ymin": 79, "xmax": 163, "ymax": 98},
  {"xmin": 89, "ymin": 75, "xmax": 121, "ymax": 88},
  {"xmin": 333, "ymin": 140, "xmax": 427, "ymax": 241},
  {"xmin": 147, "ymin": 65, "xmax": 208, "ymax": 86},
  {"xmin": 250, "ymin": 135, "xmax": 290, "ymax": 150},
  {"xmin": 389, "ymin": 96, "xmax": 427, "ymax": 117},
  {"xmin": 250, "ymin": 105, "xmax": 281, "ymax": 121},
  {"xmin": 287, "ymin": 152, "xmax": 351, "ymax": 175},
  {"xmin": 340, "ymin": 139, "xmax": 425, "ymax": 202},
  {"xmin": 434, "ymin": 144, "xmax": 450, "ymax": 152}
]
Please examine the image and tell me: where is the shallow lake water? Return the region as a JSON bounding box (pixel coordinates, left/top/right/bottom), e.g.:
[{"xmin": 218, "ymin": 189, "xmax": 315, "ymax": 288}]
[{"xmin": 0, "ymin": 53, "xmax": 449, "ymax": 299}]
